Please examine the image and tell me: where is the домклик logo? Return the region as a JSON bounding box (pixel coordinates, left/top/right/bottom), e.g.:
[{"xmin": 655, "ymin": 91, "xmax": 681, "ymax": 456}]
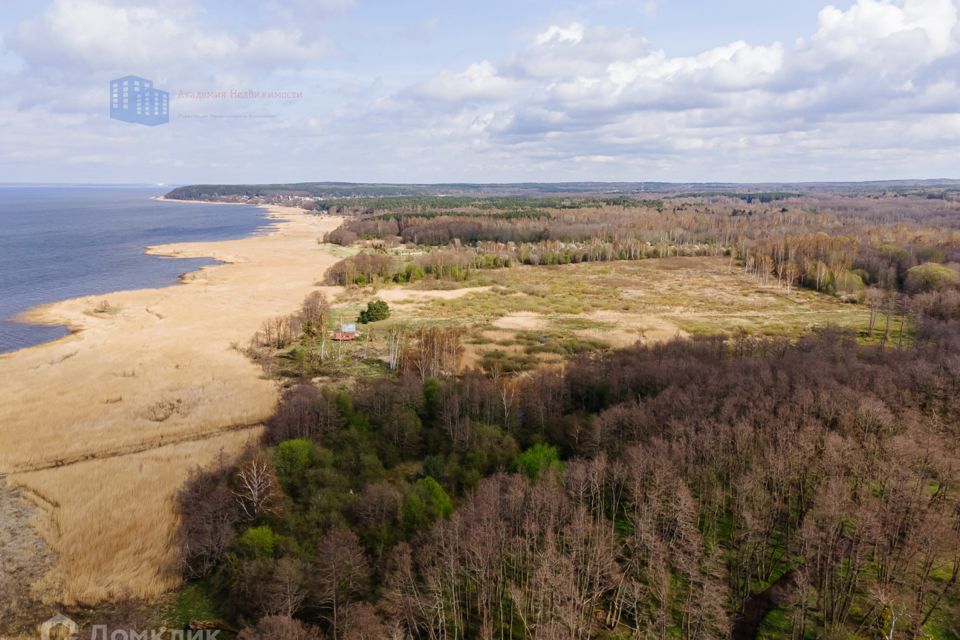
[{"xmin": 40, "ymin": 613, "xmax": 79, "ymax": 640}]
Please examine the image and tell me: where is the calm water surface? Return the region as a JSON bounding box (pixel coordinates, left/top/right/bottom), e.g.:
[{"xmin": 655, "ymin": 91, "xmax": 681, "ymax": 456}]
[{"xmin": 0, "ymin": 186, "xmax": 268, "ymax": 354}]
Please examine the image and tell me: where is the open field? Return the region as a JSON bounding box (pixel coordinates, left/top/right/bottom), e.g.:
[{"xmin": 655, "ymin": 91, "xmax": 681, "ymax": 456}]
[
  {"xmin": 0, "ymin": 206, "xmax": 342, "ymax": 608},
  {"xmin": 319, "ymin": 256, "xmax": 884, "ymax": 375},
  {"xmin": 414, "ymin": 255, "xmax": 877, "ymax": 331}
]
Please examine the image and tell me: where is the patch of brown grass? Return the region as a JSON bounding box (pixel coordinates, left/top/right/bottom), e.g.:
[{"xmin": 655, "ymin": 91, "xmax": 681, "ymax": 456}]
[{"xmin": 10, "ymin": 427, "xmax": 260, "ymax": 606}]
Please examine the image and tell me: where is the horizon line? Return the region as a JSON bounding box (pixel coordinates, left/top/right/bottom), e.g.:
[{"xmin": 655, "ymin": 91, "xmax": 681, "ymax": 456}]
[{"xmin": 2, "ymin": 178, "xmax": 960, "ymax": 188}]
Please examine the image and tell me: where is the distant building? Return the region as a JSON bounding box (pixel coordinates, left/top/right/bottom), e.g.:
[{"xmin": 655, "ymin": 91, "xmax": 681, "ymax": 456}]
[
  {"xmin": 333, "ymin": 323, "xmax": 358, "ymax": 341},
  {"xmin": 110, "ymin": 75, "xmax": 169, "ymax": 126}
]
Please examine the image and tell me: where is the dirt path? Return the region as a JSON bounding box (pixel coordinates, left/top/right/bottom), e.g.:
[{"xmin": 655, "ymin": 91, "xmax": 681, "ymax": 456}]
[{"xmin": 0, "ymin": 204, "xmax": 343, "ymax": 606}]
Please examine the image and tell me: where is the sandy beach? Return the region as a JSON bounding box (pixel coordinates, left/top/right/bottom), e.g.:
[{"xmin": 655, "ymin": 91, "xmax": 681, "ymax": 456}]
[{"xmin": 0, "ymin": 203, "xmax": 343, "ymax": 606}]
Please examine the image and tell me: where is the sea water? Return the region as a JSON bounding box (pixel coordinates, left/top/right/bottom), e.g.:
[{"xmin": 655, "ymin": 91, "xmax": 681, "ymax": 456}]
[{"xmin": 0, "ymin": 186, "xmax": 269, "ymax": 354}]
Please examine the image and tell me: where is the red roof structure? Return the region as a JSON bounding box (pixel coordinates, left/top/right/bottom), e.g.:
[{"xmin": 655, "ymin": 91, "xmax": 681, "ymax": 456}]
[{"xmin": 332, "ymin": 323, "xmax": 358, "ymax": 341}]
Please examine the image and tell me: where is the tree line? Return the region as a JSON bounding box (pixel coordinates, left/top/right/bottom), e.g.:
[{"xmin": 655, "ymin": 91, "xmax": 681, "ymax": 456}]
[{"xmin": 321, "ymin": 195, "xmax": 960, "ymax": 298}]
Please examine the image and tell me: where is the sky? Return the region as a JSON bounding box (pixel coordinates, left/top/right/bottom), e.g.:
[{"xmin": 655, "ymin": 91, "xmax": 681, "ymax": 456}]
[{"xmin": 0, "ymin": 0, "xmax": 958, "ymax": 184}]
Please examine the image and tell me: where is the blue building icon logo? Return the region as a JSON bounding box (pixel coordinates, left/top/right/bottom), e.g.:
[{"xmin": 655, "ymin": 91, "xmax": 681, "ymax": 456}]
[{"xmin": 110, "ymin": 75, "xmax": 169, "ymax": 126}]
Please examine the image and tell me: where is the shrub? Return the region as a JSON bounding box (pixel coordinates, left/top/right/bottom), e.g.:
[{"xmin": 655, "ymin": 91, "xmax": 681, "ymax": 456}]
[
  {"xmin": 238, "ymin": 525, "xmax": 281, "ymax": 559},
  {"xmin": 324, "ymin": 254, "xmax": 395, "ymax": 285},
  {"xmin": 325, "ymin": 228, "xmax": 358, "ymax": 246},
  {"xmin": 513, "ymin": 443, "xmax": 562, "ymax": 480},
  {"xmin": 172, "ymin": 581, "xmax": 223, "ymax": 627},
  {"xmin": 273, "ymin": 439, "xmax": 317, "ymax": 490},
  {"xmin": 914, "ymin": 289, "xmax": 960, "ymax": 321},
  {"xmin": 905, "ymin": 262, "xmax": 960, "ymax": 294},
  {"xmin": 834, "ymin": 270, "xmax": 865, "ymax": 294},
  {"xmin": 358, "ymin": 300, "xmax": 390, "ymax": 324},
  {"xmin": 402, "ymin": 476, "xmax": 453, "ymax": 533}
]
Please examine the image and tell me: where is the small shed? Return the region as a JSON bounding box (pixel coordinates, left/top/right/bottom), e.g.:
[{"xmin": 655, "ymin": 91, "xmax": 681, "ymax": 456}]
[{"xmin": 333, "ymin": 323, "xmax": 358, "ymax": 341}]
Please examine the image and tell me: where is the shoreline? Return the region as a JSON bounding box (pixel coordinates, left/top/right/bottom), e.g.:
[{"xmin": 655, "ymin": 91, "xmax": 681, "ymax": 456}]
[
  {"xmin": 0, "ymin": 202, "xmax": 344, "ymax": 606},
  {"xmin": 2, "ymin": 198, "xmax": 278, "ymax": 358},
  {"xmin": 149, "ymin": 195, "xmax": 253, "ymax": 205}
]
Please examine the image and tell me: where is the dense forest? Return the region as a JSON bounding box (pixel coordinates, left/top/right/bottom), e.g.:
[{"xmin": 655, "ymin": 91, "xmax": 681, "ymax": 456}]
[
  {"xmin": 164, "ymin": 188, "xmax": 960, "ymax": 639},
  {"xmin": 179, "ymin": 314, "xmax": 960, "ymax": 639}
]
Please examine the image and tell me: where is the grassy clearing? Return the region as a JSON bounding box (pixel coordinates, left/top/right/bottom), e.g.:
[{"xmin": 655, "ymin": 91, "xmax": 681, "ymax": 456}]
[
  {"xmin": 284, "ymin": 256, "xmax": 894, "ymax": 379},
  {"xmin": 410, "ymin": 257, "xmax": 874, "ymax": 335},
  {"xmin": 321, "ymin": 243, "xmax": 361, "ymax": 259}
]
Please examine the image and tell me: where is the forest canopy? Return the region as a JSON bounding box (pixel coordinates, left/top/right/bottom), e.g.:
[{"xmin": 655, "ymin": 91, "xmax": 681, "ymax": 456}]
[
  {"xmin": 179, "ymin": 317, "xmax": 960, "ymax": 639},
  {"xmin": 171, "ymin": 186, "xmax": 960, "ymax": 639}
]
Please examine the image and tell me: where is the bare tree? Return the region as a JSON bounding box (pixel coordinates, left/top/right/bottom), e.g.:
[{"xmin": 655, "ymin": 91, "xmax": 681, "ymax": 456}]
[
  {"xmin": 312, "ymin": 528, "xmax": 372, "ymax": 639},
  {"xmin": 263, "ymin": 557, "xmax": 309, "ymax": 618},
  {"xmin": 177, "ymin": 464, "xmax": 241, "ymax": 578},
  {"xmin": 233, "ymin": 453, "xmax": 282, "ymax": 520}
]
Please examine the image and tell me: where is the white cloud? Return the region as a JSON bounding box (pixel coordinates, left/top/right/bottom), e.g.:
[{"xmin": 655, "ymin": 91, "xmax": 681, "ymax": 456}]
[
  {"xmin": 10, "ymin": 0, "xmax": 192, "ymax": 69},
  {"xmin": 411, "ymin": 61, "xmax": 520, "ymax": 102},
  {"xmin": 812, "ymin": 0, "xmax": 958, "ymax": 62},
  {"xmin": 535, "ymin": 23, "xmax": 585, "ymax": 46},
  {"xmin": 369, "ymin": 0, "xmax": 960, "ymax": 180},
  {"xmin": 8, "ymin": 0, "xmax": 330, "ymax": 75},
  {"xmin": 608, "ymin": 41, "xmax": 785, "ymax": 91},
  {"xmin": 509, "ymin": 25, "xmax": 649, "ymax": 80},
  {"xmin": 3, "ymin": 0, "xmax": 960, "ymax": 183},
  {"xmin": 240, "ymin": 28, "xmax": 330, "ymax": 68}
]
